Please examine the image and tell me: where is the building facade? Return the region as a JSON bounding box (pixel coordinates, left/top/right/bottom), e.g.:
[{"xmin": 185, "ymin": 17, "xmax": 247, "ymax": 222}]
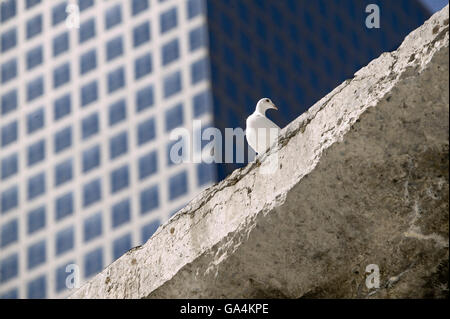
[{"xmin": 0, "ymin": 0, "xmax": 215, "ymax": 298}]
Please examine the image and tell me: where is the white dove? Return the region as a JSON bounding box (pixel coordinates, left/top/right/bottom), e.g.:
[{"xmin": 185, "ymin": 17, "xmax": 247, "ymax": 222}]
[{"xmin": 246, "ymin": 98, "xmax": 280, "ymax": 155}]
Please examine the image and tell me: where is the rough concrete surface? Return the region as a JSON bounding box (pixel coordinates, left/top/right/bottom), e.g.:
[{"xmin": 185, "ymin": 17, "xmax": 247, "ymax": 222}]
[{"xmin": 71, "ymin": 6, "xmax": 449, "ymax": 299}]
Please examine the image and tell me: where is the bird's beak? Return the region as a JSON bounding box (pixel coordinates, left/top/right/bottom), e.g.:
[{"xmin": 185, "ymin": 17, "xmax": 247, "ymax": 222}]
[{"xmin": 272, "ymin": 104, "xmax": 278, "ymax": 111}]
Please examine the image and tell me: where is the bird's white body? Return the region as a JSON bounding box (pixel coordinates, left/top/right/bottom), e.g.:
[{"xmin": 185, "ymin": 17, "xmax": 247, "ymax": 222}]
[{"xmin": 246, "ymin": 98, "xmax": 280, "ymax": 154}]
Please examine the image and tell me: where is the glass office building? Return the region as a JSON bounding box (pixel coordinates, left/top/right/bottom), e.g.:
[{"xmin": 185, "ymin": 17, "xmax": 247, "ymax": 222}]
[
  {"xmin": 0, "ymin": 0, "xmax": 438, "ymax": 299},
  {"xmin": 1, "ymin": 0, "xmax": 214, "ymax": 298}
]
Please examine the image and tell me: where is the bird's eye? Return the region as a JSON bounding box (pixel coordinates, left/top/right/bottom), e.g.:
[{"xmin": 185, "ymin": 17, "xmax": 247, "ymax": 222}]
[{"xmin": 265, "ymin": 98, "xmax": 270, "ymax": 102}]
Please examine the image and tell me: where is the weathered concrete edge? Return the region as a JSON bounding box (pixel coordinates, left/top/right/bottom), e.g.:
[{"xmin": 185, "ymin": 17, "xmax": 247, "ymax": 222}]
[{"xmin": 70, "ymin": 6, "xmax": 449, "ymax": 299}]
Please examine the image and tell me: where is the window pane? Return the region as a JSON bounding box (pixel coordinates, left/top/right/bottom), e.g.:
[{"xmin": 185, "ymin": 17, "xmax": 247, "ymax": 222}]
[
  {"xmin": 27, "ymin": 76, "xmax": 44, "ymax": 101},
  {"xmin": 27, "ymin": 172, "xmax": 46, "ymax": 200},
  {"xmin": 0, "ymin": 253, "xmax": 18, "ymax": 283},
  {"xmin": 55, "ymin": 192, "xmax": 73, "ymax": 220},
  {"xmin": 137, "ymin": 118, "xmax": 156, "ymax": 145},
  {"xmin": 138, "ymin": 150, "xmax": 157, "ymax": 180},
  {"xmin": 132, "ymin": 0, "xmax": 148, "ymax": 16},
  {"xmin": 27, "ymin": 275, "xmax": 46, "ymax": 299},
  {"xmin": 0, "ymin": 219, "xmax": 18, "ymax": 248},
  {"xmin": 26, "ymin": 15, "xmax": 42, "ymax": 39},
  {"xmin": 83, "ymin": 179, "xmax": 102, "ymax": 207},
  {"xmin": 82, "ymin": 145, "xmax": 100, "ymax": 173},
  {"xmin": 105, "ymin": 4, "xmax": 121, "ymax": 30},
  {"xmin": 1, "ymin": 121, "xmax": 18, "ymax": 147},
  {"xmin": 111, "ymin": 199, "xmax": 131, "ymax": 228},
  {"xmin": 133, "ymin": 21, "xmax": 150, "ymax": 47},
  {"xmin": 27, "ymin": 240, "xmax": 46, "ymax": 269},
  {"xmin": 136, "ymin": 84, "xmax": 154, "ymax": 112},
  {"xmin": 84, "ymin": 247, "xmax": 103, "ymax": 278},
  {"xmin": 106, "ymin": 36, "xmax": 123, "ymax": 61},
  {"xmin": 187, "ymin": 0, "xmax": 204, "ymax": 19},
  {"xmin": 1, "ymin": 186, "xmax": 18, "ymax": 214},
  {"xmin": 189, "ymin": 25, "xmax": 206, "ymax": 51},
  {"xmin": 1, "ymin": 153, "xmax": 18, "ymax": 180},
  {"xmin": 169, "ymin": 171, "xmax": 188, "ymax": 200},
  {"xmin": 53, "ymin": 63, "xmax": 71, "ymax": 88},
  {"xmin": 134, "ymin": 53, "xmax": 152, "ymax": 80},
  {"xmin": 161, "ymin": 38, "xmax": 179, "ymax": 66},
  {"xmin": 52, "ymin": 2, "xmax": 67, "ymax": 26},
  {"xmin": 1, "ymin": 28, "xmax": 16, "ymax": 53},
  {"xmin": 191, "ymin": 57, "xmax": 209, "ymax": 84},
  {"xmin": 27, "ymin": 206, "xmax": 46, "ymax": 234},
  {"xmin": 140, "ymin": 185, "xmax": 159, "ymax": 215},
  {"xmin": 110, "ymin": 165, "xmax": 129, "ymax": 194},
  {"xmin": 197, "ymin": 162, "xmax": 216, "ymax": 186},
  {"xmin": 160, "ymin": 7, "xmax": 177, "ymax": 33},
  {"xmin": 107, "ymin": 67, "xmax": 125, "ymax": 93},
  {"xmin": 54, "ymin": 94, "xmax": 71, "ymax": 121},
  {"xmin": 27, "ymin": 108, "xmax": 45, "ymax": 134},
  {"xmin": 1, "ymin": 89, "xmax": 18, "ymax": 115},
  {"xmin": 1, "ymin": 58, "xmax": 17, "ymax": 83},
  {"xmin": 55, "ymin": 226, "xmax": 74, "ymax": 255},
  {"xmin": 27, "ymin": 139, "xmax": 45, "ymax": 166},
  {"xmin": 53, "ymin": 32, "xmax": 69, "ymax": 57},
  {"xmin": 83, "ymin": 213, "xmax": 102, "ymax": 242},
  {"xmin": 192, "ymin": 90, "xmax": 211, "ymax": 117},
  {"xmin": 112, "ymin": 233, "xmax": 132, "ymax": 260},
  {"xmin": 0, "ymin": 0, "xmax": 16, "ymax": 23},
  {"xmin": 81, "ymin": 113, "xmax": 99, "ymax": 140},
  {"xmin": 109, "ymin": 132, "xmax": 128, "ymax": 159},
  {"xmin": 78, "ymin": 0, "xmax": 93, "ymax": 11},
  {"xmin": 141, "ymin": 220, "xmax": 159, "ymax": 243},
  {"xmin": 80, "ymin": 49, "xmax": 97, "ymax": 75},
  {"xmin": 54, "ymin": 159, "xmax": 73, "ymax": 186},
  {"xmin": 54, "ymin": 127, "xmax": 72, "ymax": 153},
  {"xmin": 165, "ymin": 103, "xmax": 183, "ymax": 131},
  {"xmin": 163, "ymin": 71, "xmax": 182, "ymax": 98},
  {"xmin": 26, "ymin": 46, "xmax": 43, "ymax": 70},
  {"xmin": 108, "ymin": 99, "xmax": 126, "ymax": 126},
  {"xmin": 79, "ymin": 18, "xmax": 96, "ymax": 43},
  {"xmin": 80, "ymin": 81, "xmax": 98, "ymax": 107}
]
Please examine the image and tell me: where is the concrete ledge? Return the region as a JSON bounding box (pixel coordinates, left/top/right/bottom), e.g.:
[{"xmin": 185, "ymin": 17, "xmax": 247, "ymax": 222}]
[{"xmin": 70, "ymin": 6, "xmax": 449, "ymax": 299}]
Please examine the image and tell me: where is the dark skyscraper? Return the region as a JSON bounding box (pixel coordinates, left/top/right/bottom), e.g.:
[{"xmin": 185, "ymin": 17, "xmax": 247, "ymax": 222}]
[{"xmin": 204, "ymin": 0, "xmax": 430, "ymax": 180}]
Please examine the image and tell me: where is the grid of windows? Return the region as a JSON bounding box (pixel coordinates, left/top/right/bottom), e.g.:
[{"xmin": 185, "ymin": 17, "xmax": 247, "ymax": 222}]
[{"xmin": 0, "ymin": 0, "xmax": 218, "ymax": 298}]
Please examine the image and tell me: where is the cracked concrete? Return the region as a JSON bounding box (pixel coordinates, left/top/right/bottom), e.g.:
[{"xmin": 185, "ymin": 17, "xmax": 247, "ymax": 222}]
[{"xmin": 70, "ymin": 6, "xmax": 449, "ymax": 299}]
